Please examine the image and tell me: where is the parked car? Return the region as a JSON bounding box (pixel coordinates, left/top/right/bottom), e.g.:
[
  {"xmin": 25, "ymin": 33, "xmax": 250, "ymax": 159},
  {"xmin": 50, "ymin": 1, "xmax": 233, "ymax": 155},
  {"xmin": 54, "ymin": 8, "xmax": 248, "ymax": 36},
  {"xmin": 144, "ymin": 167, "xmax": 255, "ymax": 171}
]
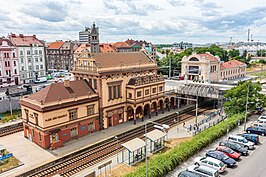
[
  {"xmin": 258, "ymin": 116, "xmax": 266, "ymax": 122},
  {"xmin": 36, "ymin": 85, "xmax": 46, "ymax": 92},
  {"xmin": 219, "ymin": 140, "xmax": 248, "ymax": 156},
  {"xmin": 206, "ymin": 150, "xmax": 236, "ymax": 167},
  {"xmin": 178, "ymin": 170, "xmax": 200, "ymax": 177},
  {"xmin": 254, "ymin": 107, "xmax": 265, "ymax": 114},
  {"xmin": 228, "ymin": 135, "xmax": 255, "ymax": 150},
  {"xmin": 215, "ymin": 146, "xmax": 240, "ymax": 160},
  {"xmin": 194, "ymin": 156, "xmax": 226, "ymax": 173},
  {"xmin": 187, "ymin": 165, "xmax": 220, "ymax": 177},
  {"xmin": 246, "ymin": 126, "xmax": 266, "ymax": 136},
  {"xmin": 237, "ymin": 133, "xmax": 260, "ymax": 145},
  {"xmin": 251, "ymin": 121, "xmax": 266, "ymax": 128}
]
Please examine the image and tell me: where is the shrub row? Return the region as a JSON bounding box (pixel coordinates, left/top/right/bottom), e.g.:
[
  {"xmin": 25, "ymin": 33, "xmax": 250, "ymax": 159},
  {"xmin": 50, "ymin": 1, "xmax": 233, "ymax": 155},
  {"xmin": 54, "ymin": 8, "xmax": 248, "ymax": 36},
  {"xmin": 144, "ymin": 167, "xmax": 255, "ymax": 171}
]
[{"xmin": 124, "ymin": 114, "xmax": 245, "ymax": 177}]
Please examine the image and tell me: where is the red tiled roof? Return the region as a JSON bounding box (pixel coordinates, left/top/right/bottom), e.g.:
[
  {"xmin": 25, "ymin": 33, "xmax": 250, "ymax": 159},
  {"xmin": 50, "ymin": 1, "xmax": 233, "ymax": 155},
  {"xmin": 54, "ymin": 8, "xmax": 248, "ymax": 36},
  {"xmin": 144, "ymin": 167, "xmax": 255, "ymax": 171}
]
[
  {"xmin": 112, "ymin": 42, "xmax": 131, "ymax": 49},
  {"xmin": 92, "ymin": 52, "xmax": 153, "ymax": 68},
  {"xmin": 198, "ymin": 53, "xmax": 219, "ymax": 61},
  {"xmin": 100, "ymin": 43, "xmax": 116, "ymax": 53},
  {"xmin": 221, "ymin": 60, "xmax": 246, "ymax": 69},
  {"xmin": 25, "ymin": 80, "xmax": 96, "ymax": 104},
  {"xmin": 74, "ymin": 43, "xmax": 90, "ymax": 54},
  {"xmin": 48, "ymin": 41, "xmax": 64, "ymax": 49},
  {"xmin": 9, "ymin": 34, "xmax": 44, "ymax": 47}
]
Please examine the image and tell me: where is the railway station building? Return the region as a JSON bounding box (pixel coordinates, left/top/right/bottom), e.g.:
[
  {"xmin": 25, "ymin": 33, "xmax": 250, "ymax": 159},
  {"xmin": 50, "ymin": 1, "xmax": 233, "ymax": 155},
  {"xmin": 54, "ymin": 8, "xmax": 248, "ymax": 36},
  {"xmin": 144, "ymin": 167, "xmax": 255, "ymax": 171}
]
[
  {"xmin": 20, "ymin": 80, "xmax": 100, "ymax": 149},
  {"xmin": 73, "ymin": 50, "xmax": 177, "ymax": 129},
  {"xmin": 181, "ymin": 52, "xmax": 246, "ymax": 82}
]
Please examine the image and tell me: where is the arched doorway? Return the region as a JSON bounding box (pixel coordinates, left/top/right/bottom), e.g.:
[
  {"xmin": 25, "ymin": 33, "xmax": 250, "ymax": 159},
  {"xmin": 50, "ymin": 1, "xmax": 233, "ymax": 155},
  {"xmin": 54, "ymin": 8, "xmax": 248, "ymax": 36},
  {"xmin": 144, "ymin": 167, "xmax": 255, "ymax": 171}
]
[
  {"xmin": 144, "ymin": 104, "xmax": 151, "ymax": 119},
  {"xmin": 136, "ymin": 106, "xmax": 143, "ymax": 122},
  {"xmin": 165, "ymin": 98, "xmax": 170, "ymax": 111},
  {"xmin": 158, "ymin": 99, "xmax": 164, "ymax": 114},
  {"xmin": 151, "ymin": 102, "xmax": 158, "ymax": 116},
  {"xmin": 127, "ymin": 106, "xmax": 134, "ymax": 121}
]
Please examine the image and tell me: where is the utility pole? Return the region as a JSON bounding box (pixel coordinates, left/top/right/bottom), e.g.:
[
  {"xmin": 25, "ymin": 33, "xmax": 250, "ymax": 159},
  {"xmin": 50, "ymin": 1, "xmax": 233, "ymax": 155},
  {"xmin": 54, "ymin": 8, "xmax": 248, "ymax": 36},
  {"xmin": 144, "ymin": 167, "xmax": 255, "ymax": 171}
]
[
  {"xmin": 169, "ymin": 57, "xmax": 171, "ymax": 79},
  {"xmin": 5, "ymin": 89, "xmax": 12, "ymax": 115}
]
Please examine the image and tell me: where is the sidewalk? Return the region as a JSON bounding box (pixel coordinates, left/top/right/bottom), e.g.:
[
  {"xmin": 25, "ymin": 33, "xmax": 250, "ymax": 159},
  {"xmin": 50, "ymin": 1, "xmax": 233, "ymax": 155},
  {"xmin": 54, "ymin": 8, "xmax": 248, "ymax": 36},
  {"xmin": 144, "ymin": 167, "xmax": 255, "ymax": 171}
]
[{"xmin": 0, "ymin": 119, "xmax": 22, "ymax": 128}]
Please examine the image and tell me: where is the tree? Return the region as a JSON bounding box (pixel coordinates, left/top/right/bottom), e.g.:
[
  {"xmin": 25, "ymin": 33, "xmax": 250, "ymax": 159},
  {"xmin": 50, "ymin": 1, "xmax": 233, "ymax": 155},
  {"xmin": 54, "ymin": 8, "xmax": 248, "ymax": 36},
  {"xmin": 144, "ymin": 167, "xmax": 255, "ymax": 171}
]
[
  {"xmin": 242, "ymin": 50, "xmax": 248, "ymax": 58},
  {"xmin": 228, "ymin": 49, "xmax": 240, "ymax": 58},
  {"xmin": 223, "ymin": 81, "xmax": 266, "ymax": 115}
]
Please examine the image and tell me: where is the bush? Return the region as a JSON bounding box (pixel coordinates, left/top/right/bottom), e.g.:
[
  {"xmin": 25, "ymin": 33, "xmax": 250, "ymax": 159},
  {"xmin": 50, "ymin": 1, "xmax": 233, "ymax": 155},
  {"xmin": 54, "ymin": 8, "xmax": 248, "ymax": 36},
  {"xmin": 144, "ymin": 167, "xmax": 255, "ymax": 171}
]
[{"xmin": 124, "ymin": 114, "xmax": 245, "ymax": 177}]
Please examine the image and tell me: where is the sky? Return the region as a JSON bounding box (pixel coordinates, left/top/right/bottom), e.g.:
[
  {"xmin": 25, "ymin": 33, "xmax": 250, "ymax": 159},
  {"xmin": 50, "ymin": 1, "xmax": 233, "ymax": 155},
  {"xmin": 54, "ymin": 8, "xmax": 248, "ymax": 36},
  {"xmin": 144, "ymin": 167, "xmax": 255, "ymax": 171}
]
[{"xmin": 1, "ymin": 0, "xmax": 266, "ymax": 44}]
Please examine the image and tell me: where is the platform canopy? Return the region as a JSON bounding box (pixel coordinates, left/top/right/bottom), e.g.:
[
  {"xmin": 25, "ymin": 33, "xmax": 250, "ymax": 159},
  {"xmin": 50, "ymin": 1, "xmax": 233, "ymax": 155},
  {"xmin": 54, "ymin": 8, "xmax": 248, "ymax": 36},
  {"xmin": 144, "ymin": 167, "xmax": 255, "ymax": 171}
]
[
  {"xmin": 121, "ymin": 137, "xmax": 145, "ymax": 152},
  {"xmin": 145, "ymin": 129, "xmax": 166, "ymax": 142}
]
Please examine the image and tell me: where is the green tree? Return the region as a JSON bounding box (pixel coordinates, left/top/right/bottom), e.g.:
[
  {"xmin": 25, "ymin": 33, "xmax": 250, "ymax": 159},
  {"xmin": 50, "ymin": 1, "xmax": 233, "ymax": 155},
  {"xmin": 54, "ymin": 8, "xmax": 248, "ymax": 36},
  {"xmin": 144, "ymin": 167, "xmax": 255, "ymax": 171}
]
[
  {"xmin": 228, "ymin": 49, "xmax": 240, "ymax": 58},
  {"xmin": 242, "ymin": 50, "xmax": 248, "ymax": 58},
  {"xmin": 224, "ymin": 81, "xmax": 266, "ymax": 115}
]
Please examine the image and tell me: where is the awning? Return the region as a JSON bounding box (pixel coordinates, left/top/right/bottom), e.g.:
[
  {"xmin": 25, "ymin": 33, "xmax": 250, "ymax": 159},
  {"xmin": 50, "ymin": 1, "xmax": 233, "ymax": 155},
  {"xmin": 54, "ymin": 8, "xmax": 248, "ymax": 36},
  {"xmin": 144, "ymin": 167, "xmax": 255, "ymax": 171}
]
[
  {"xmin": 145, "ymin": 129, "xmax": 166, "ymax": 142},
  {"xmin": 121, "ymin": 138, "xmax": 145, "ymax": 152}
]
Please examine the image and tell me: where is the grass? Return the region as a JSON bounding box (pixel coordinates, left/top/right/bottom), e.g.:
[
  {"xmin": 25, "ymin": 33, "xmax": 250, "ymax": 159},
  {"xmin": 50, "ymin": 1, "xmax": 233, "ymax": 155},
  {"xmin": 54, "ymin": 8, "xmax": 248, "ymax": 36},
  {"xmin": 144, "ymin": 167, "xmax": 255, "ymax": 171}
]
[
  {"xmin": 0, "ymin": 109, "xmax": 21, "ymax": 124},
  {"xmin": 109, "ymin": 137, "xmax": 192, "ymax": 177},
  {"xmin": 251, "ymin": 71, "xmax": 266, "ymax": 79},
  {"xmin": 0, "ymin": 150, "xmax": 22, "ymax": 174}
]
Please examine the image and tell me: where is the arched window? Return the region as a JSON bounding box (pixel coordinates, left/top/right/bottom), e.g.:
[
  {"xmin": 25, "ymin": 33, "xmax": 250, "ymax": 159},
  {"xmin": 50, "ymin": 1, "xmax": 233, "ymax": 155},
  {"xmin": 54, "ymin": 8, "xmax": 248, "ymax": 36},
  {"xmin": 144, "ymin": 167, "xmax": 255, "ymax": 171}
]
[{"xmin": 189, "ymin": 57, "xmax": 199, "ymax": 62}]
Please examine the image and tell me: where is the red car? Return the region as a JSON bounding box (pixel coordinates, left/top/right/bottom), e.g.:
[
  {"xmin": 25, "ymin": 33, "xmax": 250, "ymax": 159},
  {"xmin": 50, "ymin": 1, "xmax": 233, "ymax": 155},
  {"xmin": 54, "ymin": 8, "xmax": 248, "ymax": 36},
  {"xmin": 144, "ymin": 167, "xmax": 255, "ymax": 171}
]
[{"xmin": 216, "ymin": 146, "xmax": 240, "ymax": 160}]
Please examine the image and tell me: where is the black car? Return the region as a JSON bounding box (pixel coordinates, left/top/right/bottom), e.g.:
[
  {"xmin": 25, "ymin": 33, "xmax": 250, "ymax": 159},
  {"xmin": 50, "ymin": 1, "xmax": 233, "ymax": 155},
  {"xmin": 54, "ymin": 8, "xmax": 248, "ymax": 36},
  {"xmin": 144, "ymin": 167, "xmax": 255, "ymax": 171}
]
[
  {"xmin": 246, "ymin": 126, "xmax": 266, "ymax": 136},
  {"xmin": 206, "ymin": 150, "xmax": 236, "ymax": 167},
  {"xmin": 178, "ymin": 170, "xmax": 200, "ymax": 177},
  {"xmin": 219, "ymin": 140, "xmax": 248, "ymax": 156}
]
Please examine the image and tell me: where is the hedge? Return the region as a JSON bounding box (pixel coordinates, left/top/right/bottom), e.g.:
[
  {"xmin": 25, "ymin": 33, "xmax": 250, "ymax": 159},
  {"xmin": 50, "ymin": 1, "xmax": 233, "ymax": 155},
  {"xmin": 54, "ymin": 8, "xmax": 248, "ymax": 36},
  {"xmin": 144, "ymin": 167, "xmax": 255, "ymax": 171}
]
[{"xmin": 124, "ymin": 114, "xmax": 245, "ymax": 177}]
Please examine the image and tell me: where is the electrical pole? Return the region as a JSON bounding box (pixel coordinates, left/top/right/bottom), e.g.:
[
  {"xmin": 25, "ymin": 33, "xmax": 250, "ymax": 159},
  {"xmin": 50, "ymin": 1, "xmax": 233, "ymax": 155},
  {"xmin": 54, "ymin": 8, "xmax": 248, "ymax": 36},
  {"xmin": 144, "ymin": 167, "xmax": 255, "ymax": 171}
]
[{"xmin": 169, "ymin": 57, "xmax": 171, "ymax": 79}]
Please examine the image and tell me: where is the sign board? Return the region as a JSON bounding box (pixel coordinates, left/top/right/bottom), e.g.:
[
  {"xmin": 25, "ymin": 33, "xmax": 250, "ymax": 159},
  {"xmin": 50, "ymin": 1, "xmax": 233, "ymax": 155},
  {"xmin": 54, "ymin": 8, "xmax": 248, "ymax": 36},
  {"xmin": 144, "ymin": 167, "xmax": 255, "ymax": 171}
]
[{"xmin": 0, "ymin": 153, "xmax": 13, "ymax": 160}]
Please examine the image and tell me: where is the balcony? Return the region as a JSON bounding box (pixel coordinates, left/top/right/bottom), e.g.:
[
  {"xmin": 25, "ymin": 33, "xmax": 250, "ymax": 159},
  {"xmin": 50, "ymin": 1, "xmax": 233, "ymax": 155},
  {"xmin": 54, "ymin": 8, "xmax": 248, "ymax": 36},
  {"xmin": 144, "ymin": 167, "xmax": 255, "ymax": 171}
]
[{"xmin": 73, "ymin": 65, "xmax": 98, "ymax": 74}]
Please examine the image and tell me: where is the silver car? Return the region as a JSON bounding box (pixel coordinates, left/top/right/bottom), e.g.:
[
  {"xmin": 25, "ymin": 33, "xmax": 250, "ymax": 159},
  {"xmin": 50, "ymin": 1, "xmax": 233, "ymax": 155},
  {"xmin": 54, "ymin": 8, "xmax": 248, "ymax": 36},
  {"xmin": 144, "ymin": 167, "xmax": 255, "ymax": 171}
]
[
  {"xmin": 228, "ymin": 135, "xmax": 255, "ymax": 150},
  {"xmin": 187, "ymin": 165, "xmax": 220, "ymax": 177},
  {"xmin": 194, "ymin": 157, "xmax": 226, "ymax": 173}
]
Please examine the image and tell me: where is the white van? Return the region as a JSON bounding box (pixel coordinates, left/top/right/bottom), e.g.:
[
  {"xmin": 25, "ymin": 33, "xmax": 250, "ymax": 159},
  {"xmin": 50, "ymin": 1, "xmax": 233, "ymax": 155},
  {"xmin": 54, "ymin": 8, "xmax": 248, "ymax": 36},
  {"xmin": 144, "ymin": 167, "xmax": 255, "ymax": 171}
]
[{"xmin": 34, "ymin": 77, "xmax": 47, "ymax": 84}]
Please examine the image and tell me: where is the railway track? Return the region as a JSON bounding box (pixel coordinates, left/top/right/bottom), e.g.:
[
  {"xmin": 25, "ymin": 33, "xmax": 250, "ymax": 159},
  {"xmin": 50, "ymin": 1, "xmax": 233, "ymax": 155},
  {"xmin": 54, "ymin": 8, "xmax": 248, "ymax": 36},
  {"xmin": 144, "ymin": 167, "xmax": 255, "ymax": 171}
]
[
  {"xmin": 0, "ymin": 122, "xmax": 23, "ymax": 137},
  {"xmin": 17, "ymin": 106, "xmax": 212, "ymax": 177}
]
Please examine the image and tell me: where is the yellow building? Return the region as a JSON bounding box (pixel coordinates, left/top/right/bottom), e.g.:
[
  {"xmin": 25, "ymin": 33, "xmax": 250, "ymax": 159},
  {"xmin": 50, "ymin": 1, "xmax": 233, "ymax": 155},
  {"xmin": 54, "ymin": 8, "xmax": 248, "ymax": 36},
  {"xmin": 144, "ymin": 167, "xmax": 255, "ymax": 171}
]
[
  {"xmin": 73, "ymin": 50, "xmax": 176, "ymax": 129},
  {"xmin": 20, "ymin": 80, "xmax": 100, "ymax": 149}
]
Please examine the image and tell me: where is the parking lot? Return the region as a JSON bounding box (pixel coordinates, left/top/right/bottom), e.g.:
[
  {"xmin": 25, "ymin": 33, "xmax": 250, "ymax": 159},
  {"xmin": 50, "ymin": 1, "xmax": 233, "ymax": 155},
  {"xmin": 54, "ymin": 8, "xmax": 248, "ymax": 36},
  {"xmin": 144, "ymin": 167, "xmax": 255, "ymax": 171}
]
[{"xmin": 167, "ymin": 114, "xmax": 266, "ymax": 177}]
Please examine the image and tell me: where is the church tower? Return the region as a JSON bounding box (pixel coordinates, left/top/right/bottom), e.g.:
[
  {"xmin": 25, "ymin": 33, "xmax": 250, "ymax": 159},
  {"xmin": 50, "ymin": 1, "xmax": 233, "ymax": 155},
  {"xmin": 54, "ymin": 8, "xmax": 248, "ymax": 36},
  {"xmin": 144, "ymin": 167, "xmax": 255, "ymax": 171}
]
[{"xmin": 90, "ymin": 22, "xmax": 99, "ymax": 53}]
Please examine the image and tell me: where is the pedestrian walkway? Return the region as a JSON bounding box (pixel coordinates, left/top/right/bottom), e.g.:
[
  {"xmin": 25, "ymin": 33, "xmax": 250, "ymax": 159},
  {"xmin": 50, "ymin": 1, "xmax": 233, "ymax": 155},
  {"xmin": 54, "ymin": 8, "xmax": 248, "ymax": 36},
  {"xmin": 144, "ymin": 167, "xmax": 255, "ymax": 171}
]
[{"xmin": 0, "ymin": 119, "xmax": 22, "ymax": 128}]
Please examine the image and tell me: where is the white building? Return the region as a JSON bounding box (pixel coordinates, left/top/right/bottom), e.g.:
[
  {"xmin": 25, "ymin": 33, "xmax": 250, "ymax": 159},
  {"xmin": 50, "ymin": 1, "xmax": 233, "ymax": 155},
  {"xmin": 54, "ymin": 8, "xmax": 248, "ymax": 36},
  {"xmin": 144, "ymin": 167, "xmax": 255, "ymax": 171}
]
[
  {"xmin": 236, "ymin": 45, "xmax": 266, "ymax": 57},
  {"xmin": 9, "ymin": 34, "xmax": 46, "ymax": 84}
]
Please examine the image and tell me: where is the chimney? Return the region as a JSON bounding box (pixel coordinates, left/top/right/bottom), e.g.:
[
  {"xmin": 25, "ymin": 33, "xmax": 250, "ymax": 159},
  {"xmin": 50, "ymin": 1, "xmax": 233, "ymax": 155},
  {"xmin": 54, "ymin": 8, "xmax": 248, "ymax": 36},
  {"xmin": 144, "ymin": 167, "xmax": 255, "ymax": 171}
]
[
  {"xmin": 64, "ymin": 80, "xmax": 70, "ymax": 87},
  {"xmin": 11, "ymin": 34, "xmax": 16, "ymax": 37},
  {"xmin": 19, "ymin": 34, "xmax": 24, "ymax": 38},
  {"xmin": 33, "ymin": 35, "xmax": 36, "ymax": 38}
]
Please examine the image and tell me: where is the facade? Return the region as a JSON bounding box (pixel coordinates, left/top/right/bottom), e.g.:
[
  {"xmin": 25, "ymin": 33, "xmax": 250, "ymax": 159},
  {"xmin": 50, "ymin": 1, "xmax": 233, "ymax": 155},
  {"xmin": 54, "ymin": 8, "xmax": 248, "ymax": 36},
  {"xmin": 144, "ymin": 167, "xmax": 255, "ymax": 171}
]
[
  {"xmin": 9, "ymin": 34, "xmax": 46, "ymax": 83},
  {"xmin": 20, "ymin": 80, "xmax": 100, "ymax": 149},
  {"xmin": 78, "ymin": 22, "xmax": 99, "ymax": 53},
  {"xmin": 73, "ymin": 51, "xmax": 176, "ymax": 129},
  {"xmin": 181, "ymin": 52, "xmax": 246, "ymax": 82},
  {"xmin": 235, "ymin": 45, "xmax": 266, "ymax": 57},
  {"xmin": 0, "ymin": 37, "xmax": 20, "ymax": 87},
  {"xmin": 46, "ymin": 41, "xmax": 78, "ymax": 71}
]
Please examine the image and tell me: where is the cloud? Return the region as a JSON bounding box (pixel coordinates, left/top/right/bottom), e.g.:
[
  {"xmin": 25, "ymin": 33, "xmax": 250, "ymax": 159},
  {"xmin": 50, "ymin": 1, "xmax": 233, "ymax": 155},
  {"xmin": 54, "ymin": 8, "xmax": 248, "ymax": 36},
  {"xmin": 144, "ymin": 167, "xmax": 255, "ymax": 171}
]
[
  {"xmin": 168, "ymin": 0, "xmax": 187, "ymax": 7},
  {"xmin": 20, "ymin": 1, "xmax": 69, "ymax": 22},
  {"xmin": 103, "ymin": 0, "xmax": 163, "ymax": 16}
]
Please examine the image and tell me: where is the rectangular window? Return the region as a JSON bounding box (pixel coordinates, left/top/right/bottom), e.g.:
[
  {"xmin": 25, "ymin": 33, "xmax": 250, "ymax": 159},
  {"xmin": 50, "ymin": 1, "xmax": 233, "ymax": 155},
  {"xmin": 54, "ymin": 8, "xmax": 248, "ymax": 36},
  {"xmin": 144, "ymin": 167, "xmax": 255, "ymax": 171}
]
[
  {"xmin": 36, "ymin": 65, "xmax": 39, "ymax": 70},
  {"xmin": 128, "ymin": 93, "xmax": 132, "ymax": 98},
  {"xmin": 39, "ymin": 50, "xmax": 42, "ymax": 54},
  {"xmin": 88, "ymin": 122, "xmax": 95, "ymax": 131},
  {"xmin": 40, "ymin": 65, "xmax": 43, "ymax": 69},
  {"xmin": 145, "ymin": 89, "xmax": 149, "ymax": 95},
  {"xmin": 35, "ymin": 50, "xmax": 38, "ymax": 55},
  {"xmin": 40, "ymin": 57, "xmax": 43, "ymax": 62},
  {"xmin": 137, "ymin": 91, "xmax": 141, "ymax": 97},
  {"xmin": 14, "ymin": 69, "xmax": 17, "ymax": 74},
  {"xmin": 20, "ymin": 51, "xmax": 23, "ymax": 55},
  {"xmin": 27, "ymin": 50, "xmax": 30, "ymax": 55},
  {"xmin": 113, "ymin": 85, "xmax": 117, "ymax": 98},
  {"xmin": 87, "ymin": 105, "xmax": 94, "ymax": 116},
  {"xmin": 108, "ymin": 86, "xmax": 112, "ymax": 100},
  {"xmin": 35, "ymin": 57, "xmax": 38, "ymax": 62},
  {"xmin": 117, "ymin": 85, "xmax": 121, "ymax": 98},
  {"xmin": 69, "ymin": 109, "xmax": 77, "ymax": 120},
  {"xmin": 94, "ymin": 79, "xmax": 97, "ymax": 90},
  {"xmin": 119, "ymin": 113, "xmax": 123, "ymax": 119},
  {"xmin": 21, "ymin": 57, "xmax": 24, "ymax": 63},
  {"xmin": 159, "ymin": 86, "xmax": 163, "ymax": 92},
  {"xmin": 13, "ymin": 61, "xmax": 16, "ymax": 66},
  {"xmin": 89, "ymin": 78, "xmax": 92, "ymax": 86},
  {"xmin": 152, "ymin": 88, "xmax": 156, "ymax": 93},
  {"xmin": 32, "ymin": 129, "xmax": 35, "ymax": 137},
  {"xmin": 39, "ymin": 132, "xmax": 41, "ymax": 142}
]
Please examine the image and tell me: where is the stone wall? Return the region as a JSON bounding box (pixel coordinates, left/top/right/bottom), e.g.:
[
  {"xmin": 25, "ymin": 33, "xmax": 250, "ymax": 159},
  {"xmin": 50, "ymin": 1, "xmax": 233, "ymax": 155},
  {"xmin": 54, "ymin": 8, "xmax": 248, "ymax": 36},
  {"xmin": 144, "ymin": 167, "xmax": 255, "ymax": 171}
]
[{"xmin": 0, "ymin": 98, "xmax": 20, "ymax": 113}]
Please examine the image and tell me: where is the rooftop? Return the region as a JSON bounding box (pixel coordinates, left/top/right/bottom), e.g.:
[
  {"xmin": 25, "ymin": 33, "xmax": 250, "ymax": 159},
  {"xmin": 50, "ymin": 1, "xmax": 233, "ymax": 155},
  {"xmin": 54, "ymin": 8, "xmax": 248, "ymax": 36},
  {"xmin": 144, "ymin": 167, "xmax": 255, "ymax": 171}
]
[
  {"xmin": 221, "ymin": 60, "xmax": 246, "ymax": 69},
  {"xmin": 9, "ymin": 34, "xmax": 44, "ymax": 47},
  {"xmin": 48, "ymin": 41, "xmax": 64, "ymax": 49}
]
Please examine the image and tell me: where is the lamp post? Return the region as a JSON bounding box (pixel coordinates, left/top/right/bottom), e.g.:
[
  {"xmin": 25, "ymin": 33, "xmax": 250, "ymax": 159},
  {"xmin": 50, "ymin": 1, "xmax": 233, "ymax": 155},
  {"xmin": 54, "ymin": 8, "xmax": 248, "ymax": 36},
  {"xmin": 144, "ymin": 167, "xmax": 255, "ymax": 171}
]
[
  {"xmin": 114, "ymin": 136, "xmax": 119, "ymax": 163},
  {"xmin": 145, "ymin": 120, "xmax": 169, "ymax": 177},
  {"xmin": 244, "ymin": 84, "xmax": 250, "ymax": 131}
]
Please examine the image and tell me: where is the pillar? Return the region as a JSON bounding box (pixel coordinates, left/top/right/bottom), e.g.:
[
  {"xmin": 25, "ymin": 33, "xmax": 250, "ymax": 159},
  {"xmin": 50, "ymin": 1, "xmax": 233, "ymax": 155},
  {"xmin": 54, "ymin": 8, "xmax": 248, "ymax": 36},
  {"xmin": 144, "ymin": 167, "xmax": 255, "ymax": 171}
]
[
  {"xmin": 133, "ymin": 108, "xmax": 136, "ymax": 125},
  {"xmin": 178, "ymin": 98, "xmax": 181, "ymax": 108},
  {"xmin": 174, "ymin": 98, "xmax": 176, "ymax": 109},
  {"xmin": 149, "ymin": 104, "xmax": 151, "ymax": 119},
  {"xmin": 142, "ymin": 109, "xmax": 144, "ymax": 122},
  {"xmin": 168, "ymin": 103, "xmax": 170, "ymax": 111}
]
